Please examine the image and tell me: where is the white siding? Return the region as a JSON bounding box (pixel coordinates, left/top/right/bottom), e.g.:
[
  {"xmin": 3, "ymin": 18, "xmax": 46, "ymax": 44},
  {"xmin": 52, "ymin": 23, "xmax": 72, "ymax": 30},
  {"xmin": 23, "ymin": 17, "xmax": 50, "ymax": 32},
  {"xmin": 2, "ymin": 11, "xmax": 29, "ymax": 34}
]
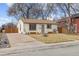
[
  {"xmin": 24, "ymin": 24, "xmax": 29, "ymax": 34},
  {"xmin": 45, "ymin": 24, "xmax": 58, "ymax": 33},
  {"xmin": 17, "ymin": 20, "xmax": 25, "ymax": 34},
  {"xmin": 24, "ymin": 24, "xmax": 41, "ymax": 34},
  {"xmin": 36, "ymin": 24, "xmax": 42, "ymax": 33},
  {"xmin": 44, "ymin": 24, "xmax": 48, "ymax": 33},
  {"xmin": 52, "ymin": 25, "xmax": 58, "ymax": 32},
  {"xmin": 47, "ymin": 24, "xmax": 52, "ymax": 33},
  {"xmin": 28, "ymin": 24, "xmax": 42, "ymax": 33}
]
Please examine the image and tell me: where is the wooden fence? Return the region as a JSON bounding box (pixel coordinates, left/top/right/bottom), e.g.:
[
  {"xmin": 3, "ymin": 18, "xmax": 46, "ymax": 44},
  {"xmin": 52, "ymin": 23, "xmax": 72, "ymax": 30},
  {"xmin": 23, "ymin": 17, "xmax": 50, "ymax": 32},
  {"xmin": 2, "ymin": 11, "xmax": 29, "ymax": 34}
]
[{"xmin": 5, "ymin": 27, "xmax": 18, "ymax": 33}]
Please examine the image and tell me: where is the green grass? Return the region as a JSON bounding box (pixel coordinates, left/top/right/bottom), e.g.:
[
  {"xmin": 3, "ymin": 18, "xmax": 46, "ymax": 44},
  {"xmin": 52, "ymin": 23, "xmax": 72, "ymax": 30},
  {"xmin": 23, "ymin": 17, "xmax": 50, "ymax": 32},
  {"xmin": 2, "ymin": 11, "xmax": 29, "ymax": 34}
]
[{"xmin": 30, "ymin": 34, "xmax": 79, "ymax": 44}]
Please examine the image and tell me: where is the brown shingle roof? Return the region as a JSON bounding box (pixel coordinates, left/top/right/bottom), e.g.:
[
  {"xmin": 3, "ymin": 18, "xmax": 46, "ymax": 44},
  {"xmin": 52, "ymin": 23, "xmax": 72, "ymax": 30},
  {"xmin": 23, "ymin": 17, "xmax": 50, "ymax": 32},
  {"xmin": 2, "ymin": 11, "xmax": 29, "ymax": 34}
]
[{"xmin": 22, "ymin": 19, "xmax": 57, "ymax": 24}]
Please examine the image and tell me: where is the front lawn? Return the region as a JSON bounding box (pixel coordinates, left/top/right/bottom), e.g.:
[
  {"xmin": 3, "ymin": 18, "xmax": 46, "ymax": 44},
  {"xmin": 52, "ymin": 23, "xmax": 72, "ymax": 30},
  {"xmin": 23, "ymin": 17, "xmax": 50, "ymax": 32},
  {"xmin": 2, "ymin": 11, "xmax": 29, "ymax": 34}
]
[{"xmin": 30, "ymin": 34, "xmax": 79, "ymax": 44}]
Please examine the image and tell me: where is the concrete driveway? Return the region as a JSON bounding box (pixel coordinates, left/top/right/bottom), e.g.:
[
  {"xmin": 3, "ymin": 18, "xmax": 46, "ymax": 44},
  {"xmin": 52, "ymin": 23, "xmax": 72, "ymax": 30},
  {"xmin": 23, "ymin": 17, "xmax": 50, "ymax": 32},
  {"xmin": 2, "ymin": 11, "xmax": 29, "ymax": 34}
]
[{"xmin": 6, "ymin": 33, "xmax": 45, "ymax": 47}]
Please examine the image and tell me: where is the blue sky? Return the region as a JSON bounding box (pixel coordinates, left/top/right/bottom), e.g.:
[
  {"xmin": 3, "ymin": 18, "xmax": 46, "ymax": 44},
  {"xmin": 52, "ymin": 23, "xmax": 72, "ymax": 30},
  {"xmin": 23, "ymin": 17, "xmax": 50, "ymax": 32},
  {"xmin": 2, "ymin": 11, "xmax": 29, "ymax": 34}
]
[{"xmin": 0, "ymin": 3, "xmax": 17, "ymax": 27}]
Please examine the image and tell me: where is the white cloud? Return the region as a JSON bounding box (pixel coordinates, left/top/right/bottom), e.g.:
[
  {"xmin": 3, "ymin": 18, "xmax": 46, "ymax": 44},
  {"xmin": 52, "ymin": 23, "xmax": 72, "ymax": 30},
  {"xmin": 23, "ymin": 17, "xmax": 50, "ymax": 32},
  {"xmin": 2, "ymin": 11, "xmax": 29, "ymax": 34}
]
[{"xmin": 6, "ymin": 3, "xmax": 13, "ymax": 7}]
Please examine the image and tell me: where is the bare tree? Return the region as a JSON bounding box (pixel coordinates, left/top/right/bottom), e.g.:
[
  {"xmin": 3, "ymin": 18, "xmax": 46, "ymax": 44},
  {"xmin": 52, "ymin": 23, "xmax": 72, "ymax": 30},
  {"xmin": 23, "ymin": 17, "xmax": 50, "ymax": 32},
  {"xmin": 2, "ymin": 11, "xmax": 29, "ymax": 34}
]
[{"xmin": 8, "ymin": 3, "xmax": 79, "ymax": 34}]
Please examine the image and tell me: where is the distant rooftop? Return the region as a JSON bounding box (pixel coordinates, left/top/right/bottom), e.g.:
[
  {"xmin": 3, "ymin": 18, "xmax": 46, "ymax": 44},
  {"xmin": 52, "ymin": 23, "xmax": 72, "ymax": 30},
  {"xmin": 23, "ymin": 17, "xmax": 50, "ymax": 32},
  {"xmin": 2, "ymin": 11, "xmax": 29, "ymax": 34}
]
[{"xmin": 71, "ymin": 13, "xmax": 79, "ymax": 18}]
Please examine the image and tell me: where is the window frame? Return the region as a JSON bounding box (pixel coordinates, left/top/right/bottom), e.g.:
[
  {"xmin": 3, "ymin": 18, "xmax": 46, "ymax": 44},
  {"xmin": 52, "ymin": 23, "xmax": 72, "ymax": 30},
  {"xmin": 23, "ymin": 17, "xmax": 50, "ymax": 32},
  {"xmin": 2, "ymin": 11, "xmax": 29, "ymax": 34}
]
[
  {"xmin": 29, "ymin": 24, "xmax": 36, "ymax": 30},
  {"xmin": 47, "ymin": 24, "xmax": 51, "ymax": 29}
]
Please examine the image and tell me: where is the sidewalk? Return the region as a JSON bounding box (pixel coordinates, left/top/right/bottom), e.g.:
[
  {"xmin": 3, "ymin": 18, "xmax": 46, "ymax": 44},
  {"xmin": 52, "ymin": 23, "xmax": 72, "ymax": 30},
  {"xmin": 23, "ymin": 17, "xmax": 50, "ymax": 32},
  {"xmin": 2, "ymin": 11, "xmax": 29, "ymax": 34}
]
[{"xmin": 0, "ymin": 39, "xmax": 79, "ymax": 55}]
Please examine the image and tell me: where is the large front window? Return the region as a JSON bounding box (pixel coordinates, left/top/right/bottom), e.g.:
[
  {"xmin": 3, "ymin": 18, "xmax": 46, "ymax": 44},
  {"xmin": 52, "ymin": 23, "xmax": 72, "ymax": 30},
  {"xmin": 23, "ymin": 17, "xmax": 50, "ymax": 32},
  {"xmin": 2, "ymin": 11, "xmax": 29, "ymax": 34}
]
[
  {"xmin": 29, "ymin": 24, "xmax": 36, "ymax": 30},
  {"xmin": 47, "ymin": 24, "xmax": 51, "ymax": 29}
]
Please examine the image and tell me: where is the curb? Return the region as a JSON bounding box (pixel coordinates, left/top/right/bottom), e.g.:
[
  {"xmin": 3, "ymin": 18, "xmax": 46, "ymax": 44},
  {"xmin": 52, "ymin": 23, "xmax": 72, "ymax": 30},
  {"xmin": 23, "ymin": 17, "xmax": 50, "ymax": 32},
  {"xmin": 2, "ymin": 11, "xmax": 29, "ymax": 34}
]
[
  {"xmin": 0, "ymin": 40, "xmax": 79, "ymax": 55},
  {"xmin": 33, "ymin": 40, "xmax": 79, "ymax": 50}
]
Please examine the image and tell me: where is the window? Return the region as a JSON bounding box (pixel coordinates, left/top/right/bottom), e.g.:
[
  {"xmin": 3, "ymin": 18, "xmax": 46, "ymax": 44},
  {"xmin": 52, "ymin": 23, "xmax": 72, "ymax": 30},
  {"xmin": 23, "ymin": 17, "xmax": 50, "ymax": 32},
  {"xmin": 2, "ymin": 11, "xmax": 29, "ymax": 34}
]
[
  {"xmin": 29, "ymin": 24, "xmax": 36, "ymax": 30},
  {"xmin": 47, "ymin": 24, "xmax": 51, "ymax": 29}
]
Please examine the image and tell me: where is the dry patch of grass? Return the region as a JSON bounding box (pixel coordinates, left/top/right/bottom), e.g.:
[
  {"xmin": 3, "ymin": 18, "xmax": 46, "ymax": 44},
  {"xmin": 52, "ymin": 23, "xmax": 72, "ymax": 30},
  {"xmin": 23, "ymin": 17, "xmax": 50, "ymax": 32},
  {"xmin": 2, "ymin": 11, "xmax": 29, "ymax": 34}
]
[{"xmin": 30, "ymin": 34, "xmax": 79, "ymax": 44}]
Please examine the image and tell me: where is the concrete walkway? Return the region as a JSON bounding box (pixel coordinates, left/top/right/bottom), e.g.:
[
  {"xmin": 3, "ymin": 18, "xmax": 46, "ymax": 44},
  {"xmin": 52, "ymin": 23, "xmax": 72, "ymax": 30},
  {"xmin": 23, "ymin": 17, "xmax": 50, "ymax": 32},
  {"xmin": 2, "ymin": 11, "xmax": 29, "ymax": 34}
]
[{"xmin": 6, "ymin": 33, "xmax": 45, "ymax": 47}]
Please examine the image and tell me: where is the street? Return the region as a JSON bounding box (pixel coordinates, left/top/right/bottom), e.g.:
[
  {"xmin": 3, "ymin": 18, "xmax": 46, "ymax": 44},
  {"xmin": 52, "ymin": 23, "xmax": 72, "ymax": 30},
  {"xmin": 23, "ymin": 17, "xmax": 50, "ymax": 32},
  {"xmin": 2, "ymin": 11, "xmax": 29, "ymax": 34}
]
[{"xmin": 0, "ymin": 43, "xmax": 79, "ymax": 56}]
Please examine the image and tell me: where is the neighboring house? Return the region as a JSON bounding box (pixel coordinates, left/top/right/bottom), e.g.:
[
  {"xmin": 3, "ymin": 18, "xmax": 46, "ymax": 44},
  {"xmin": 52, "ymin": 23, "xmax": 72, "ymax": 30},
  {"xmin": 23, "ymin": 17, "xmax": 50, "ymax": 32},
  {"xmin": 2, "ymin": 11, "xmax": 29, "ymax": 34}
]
[
  {"xmin": 71, "ymin": 13, "xmax": 79, "ymax": 33},
  {"xmin": 57, "ymin": 19, "xmax": 68, "ymax": 33},
  {"xmin": 17, "ymin": 19, "xmax": 57, "ymax": 34},
  {"xmin": 57, "ymin": 13, "xmax": 79, "ymax": 33}
]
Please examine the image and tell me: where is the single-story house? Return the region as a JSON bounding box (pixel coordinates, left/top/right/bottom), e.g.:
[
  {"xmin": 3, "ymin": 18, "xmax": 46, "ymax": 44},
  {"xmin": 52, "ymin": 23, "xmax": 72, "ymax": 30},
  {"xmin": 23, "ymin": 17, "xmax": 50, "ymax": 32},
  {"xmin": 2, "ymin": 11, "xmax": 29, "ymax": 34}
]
[{"xmin": 17, "ymin": 19, "xmax": 58, "ymax": 34}]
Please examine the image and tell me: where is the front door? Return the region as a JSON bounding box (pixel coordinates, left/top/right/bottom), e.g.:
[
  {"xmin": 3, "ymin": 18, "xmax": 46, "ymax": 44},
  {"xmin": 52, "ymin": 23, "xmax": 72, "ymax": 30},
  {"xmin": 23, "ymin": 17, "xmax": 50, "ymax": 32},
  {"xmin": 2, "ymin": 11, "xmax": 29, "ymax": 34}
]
[{"xmin": 41, "ymin": 24, "xmax": 44, "ymax": 34}]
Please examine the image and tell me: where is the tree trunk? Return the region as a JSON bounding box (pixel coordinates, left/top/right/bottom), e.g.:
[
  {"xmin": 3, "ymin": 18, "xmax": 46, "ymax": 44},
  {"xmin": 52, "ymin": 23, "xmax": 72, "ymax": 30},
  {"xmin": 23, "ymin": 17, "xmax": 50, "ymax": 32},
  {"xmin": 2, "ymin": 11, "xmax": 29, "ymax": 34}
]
[{"xmin": 26, "ymin": 8, "xmax": 30, "ymax": 19}]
